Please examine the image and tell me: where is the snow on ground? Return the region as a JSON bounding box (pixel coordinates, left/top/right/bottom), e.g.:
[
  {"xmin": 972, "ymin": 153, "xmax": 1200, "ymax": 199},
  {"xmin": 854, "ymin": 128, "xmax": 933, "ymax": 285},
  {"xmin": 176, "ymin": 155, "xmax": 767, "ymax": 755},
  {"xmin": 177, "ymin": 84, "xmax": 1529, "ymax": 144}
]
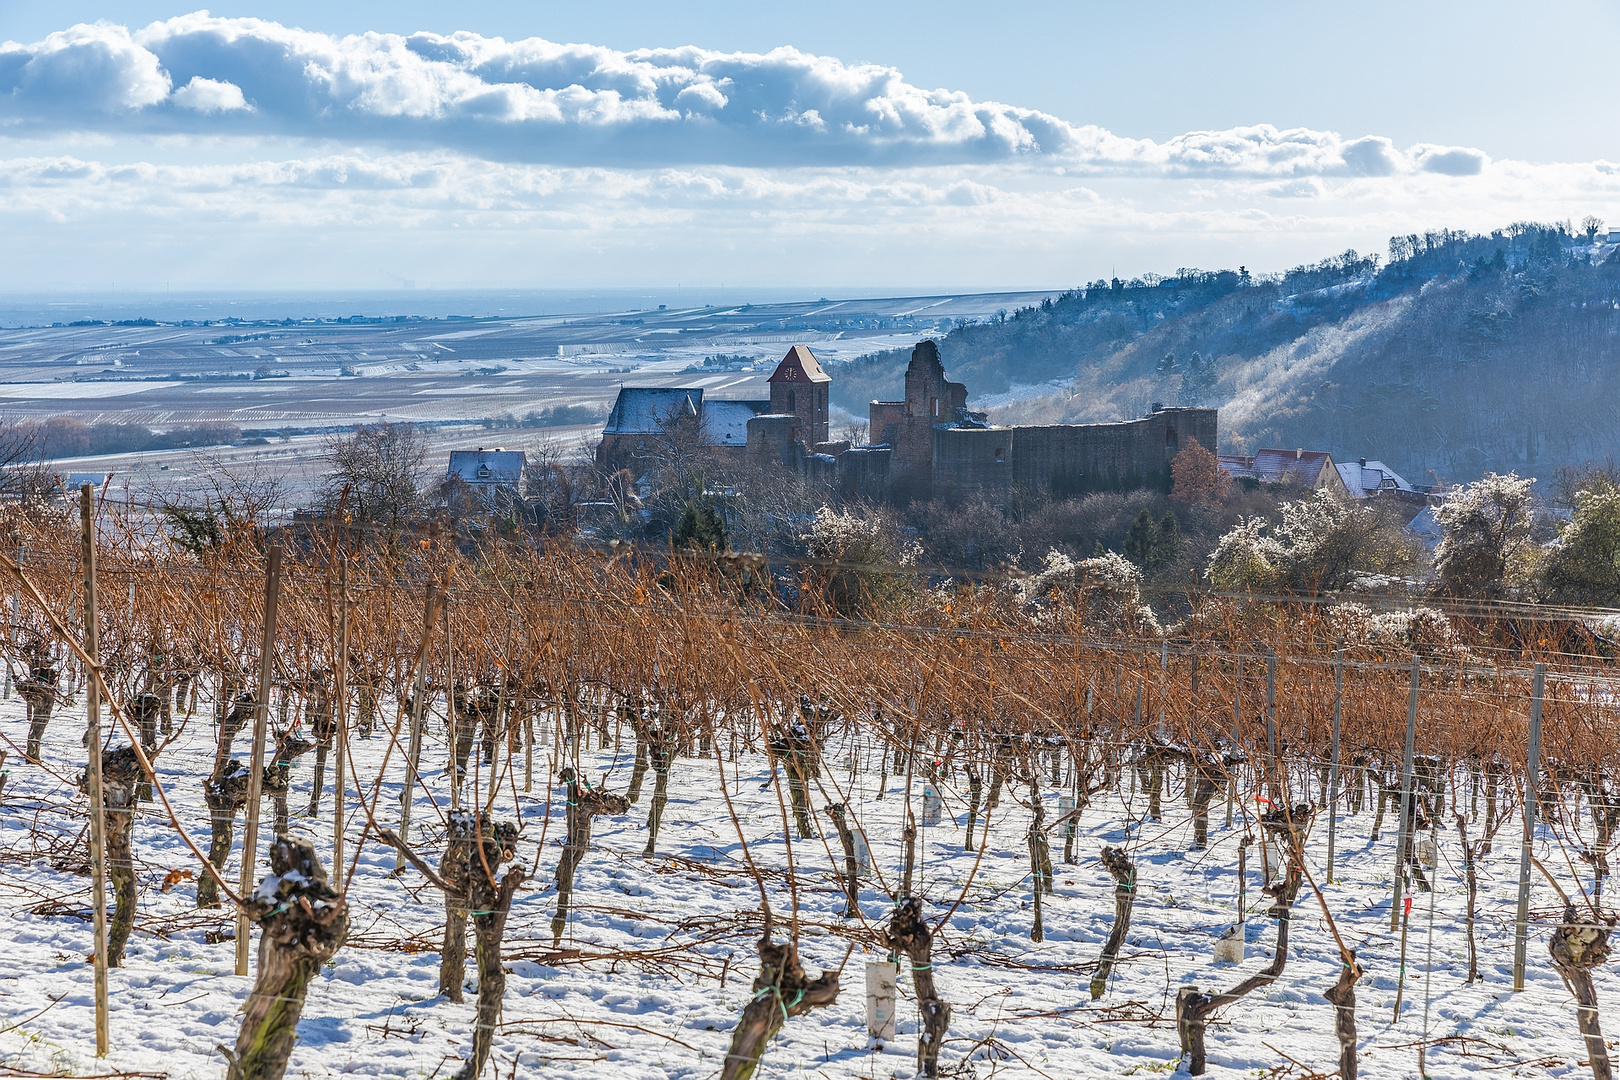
[{"xmin": 0, "ymin": 689, "xmax": 1600, "ymax": 1078}]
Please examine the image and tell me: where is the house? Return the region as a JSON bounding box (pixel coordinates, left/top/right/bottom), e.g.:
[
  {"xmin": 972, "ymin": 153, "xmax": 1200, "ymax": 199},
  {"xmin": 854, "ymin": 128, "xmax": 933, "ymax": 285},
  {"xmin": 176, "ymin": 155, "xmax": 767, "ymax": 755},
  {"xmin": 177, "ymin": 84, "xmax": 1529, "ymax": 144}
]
[
  {"xmin": 1406, "ymin": 504, "xmax": 1443, "ymax": 553},
  {"xmin": 1219, "ymin": 449, "xmax": 1348, "ymax": 496},
  {"xmin": 1335, "ymin": 458, "xmax": 1416, "ymax": 499},
  {"xmin": 446, "ymin": 448, "xmax": 525, "ymax": 489}
]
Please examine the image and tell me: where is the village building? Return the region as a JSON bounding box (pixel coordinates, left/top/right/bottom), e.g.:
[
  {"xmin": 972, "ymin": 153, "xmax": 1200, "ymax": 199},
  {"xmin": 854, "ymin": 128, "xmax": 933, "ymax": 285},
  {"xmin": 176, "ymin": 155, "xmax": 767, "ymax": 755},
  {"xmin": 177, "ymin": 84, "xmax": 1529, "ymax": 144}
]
[
  {"xmin": 1219, "ymin": 448, "xmax": 1349, "ymax": 496},
  {"xmin": 446, "ymin": 448, "xmax": 525, "ymax": 491},
  {"xmin": 600, "ymin": 340, "xmax": 1218, "ymax": 502}
]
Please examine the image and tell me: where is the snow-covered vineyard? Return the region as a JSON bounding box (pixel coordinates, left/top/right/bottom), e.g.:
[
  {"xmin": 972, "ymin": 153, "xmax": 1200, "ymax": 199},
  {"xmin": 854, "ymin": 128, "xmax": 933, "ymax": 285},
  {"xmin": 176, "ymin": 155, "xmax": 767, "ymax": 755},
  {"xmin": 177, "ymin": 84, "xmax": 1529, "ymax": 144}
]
[
  {"xmin": 0, "ymin": 674, "xmax": 1607, "ymax": 1079},
  {"xmin": 0, "ymin": 517, "xmax": 1611, "ymax": 1080}
]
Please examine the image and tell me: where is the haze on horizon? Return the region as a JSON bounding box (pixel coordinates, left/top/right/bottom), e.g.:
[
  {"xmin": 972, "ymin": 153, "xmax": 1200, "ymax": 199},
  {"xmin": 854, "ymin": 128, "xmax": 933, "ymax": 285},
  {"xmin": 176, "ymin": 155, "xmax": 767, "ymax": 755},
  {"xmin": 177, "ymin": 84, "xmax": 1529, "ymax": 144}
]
[{"xmin": 1, "ymin": 1, "xmax": 1617, "ymax": 295}]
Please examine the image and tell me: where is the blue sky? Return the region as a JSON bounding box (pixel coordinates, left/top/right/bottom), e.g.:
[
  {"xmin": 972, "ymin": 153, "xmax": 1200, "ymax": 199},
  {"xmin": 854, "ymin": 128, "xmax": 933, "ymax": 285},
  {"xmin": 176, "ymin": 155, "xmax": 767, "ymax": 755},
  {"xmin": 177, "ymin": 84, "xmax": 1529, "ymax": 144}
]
[{"xmin": 0, "ymin": 2, "xmax": 1616, "ymax": 292}]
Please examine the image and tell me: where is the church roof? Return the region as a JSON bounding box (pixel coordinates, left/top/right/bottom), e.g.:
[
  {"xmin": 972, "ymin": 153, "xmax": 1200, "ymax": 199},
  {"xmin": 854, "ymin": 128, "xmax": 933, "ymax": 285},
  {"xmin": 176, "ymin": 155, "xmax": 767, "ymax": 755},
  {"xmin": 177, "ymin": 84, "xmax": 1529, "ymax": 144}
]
[
  {"xmin": 767, "ymin": 344, "xmax": 830, "ymax": 384},
  {"xmin": 602, "ymin": 387, "xmax": 702, "ymax": 434}
]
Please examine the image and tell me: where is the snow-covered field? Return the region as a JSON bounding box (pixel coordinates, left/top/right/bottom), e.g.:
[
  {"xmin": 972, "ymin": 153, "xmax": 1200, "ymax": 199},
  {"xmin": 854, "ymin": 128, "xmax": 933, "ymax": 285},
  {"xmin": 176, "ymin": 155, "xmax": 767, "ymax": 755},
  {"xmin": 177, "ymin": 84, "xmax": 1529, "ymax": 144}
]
[{"xmin": 0, "ymin": 690, "xmax": 1599, "ymax": 1079}]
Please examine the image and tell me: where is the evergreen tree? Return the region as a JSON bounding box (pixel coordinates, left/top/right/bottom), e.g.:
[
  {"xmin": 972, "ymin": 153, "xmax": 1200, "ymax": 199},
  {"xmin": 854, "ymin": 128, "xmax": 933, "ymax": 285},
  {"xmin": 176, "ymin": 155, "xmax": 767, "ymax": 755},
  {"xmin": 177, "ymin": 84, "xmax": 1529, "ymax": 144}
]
[
  {"xmin": 673, "ymin": 498, "xmax": 727, "ymax": 552},
  {"xmin": 1122, "ymin": 508, "xmax": 1179, "ymax": 571},
  {"xmin": 1122, "ymin": 508, "xmax": 1158, "ymax": 568}
]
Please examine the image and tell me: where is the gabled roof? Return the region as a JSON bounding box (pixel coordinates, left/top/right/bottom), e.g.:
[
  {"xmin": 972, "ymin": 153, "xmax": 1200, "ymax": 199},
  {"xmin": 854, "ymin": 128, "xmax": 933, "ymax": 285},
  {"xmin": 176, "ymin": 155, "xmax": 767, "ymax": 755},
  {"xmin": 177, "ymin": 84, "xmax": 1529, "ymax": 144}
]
[
  {"xmin": 767, "ymin": 344, "xmax": 829, "ymax": 384},
  {"xmin": 447, "ymin": 449, "xmax": 525, "ymax": 486},
  {"xmin": 602, "ymin": 387, "xmax": 703, "ymax": 434},
  {"xmin": 1335, "ymin": 459, "xmax": 1416, "ymax": 498},
  {"xmin": 702, "ymin": 400, "xmax": 767, "ymax": 446},
  {"xmin": 1251, "ymin": 448, "xmax": 1336, "ymax": 485}
]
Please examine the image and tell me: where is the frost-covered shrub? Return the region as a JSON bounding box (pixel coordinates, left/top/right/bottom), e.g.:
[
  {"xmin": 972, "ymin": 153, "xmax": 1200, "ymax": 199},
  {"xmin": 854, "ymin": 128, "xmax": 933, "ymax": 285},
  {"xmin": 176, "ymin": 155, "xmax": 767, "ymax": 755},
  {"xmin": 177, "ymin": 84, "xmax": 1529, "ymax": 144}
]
[
  {"xmin": 1025, "ymin": 549, "xmax": 1160, "ymax": 635},
  {"xmin": 1327, "ymin": 601, "xmax": 1461, "ymax": 658},
  {"xmin": 1206, "ymin": 517, "xmax": 1285, "ymax": 593},
  {"xmin": 1540, "ymin": 479, "xmax": 1620, "ymax": 604},
  {"xmin": 1434, "ymin": 472, "xmax": 1537, "ymax": 597},
  {"xmin": 802, "ymin": 506, "xmax": 917, "ymax": 617},
  {"xmin": 1207, "ymin": 491, "xmax": 1418, "ymax": 594}
]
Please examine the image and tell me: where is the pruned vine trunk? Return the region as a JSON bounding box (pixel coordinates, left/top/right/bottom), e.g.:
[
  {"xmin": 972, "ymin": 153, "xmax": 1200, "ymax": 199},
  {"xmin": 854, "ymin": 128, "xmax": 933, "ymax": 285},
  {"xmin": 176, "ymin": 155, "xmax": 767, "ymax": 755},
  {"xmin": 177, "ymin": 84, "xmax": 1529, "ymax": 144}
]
[
  {"xmin": 223, "ymin": 837, "xmax": 349, "ymax": 1080},
  {"xmin": 1549, "ymin": 902, "xmax": 1615, "ymax": 1080},
  {"xmin": 302, "ymin": 673, "xmax": 334, "ymax": 816},
  {"xmin": 437, "ymin": 814, "xmax": 476, "ymax": 1002},
  {"xmin": 886, "ymin": 896, "xmax": 950, "ymax": 1077},
  {"xmin": 1323, "ymin": 951, "xmax": 1364, "ymax": 1080},
  {"xmin": 1089, "ymin": 846, "xmax": 1136, "ymax": 1000},
  {"xmin": 453, "ymin": 818, "xmax": 522, "ymax": 1080},
  {"xmin": 80, "ymin": 743, "xmax": 145, "ymax": 966},
  {"xmin": 213, "ymin": 693, "xmax": 254, "ymax": 780},
  {"xmin": 1175, "ymin": 804, "xmax": 1313, "ymax": 1075},
  {"xmin": 262, "ymin": 729, "xmax": 314, "ymax": 839},
  {"xmin": 20, "ymin": 660, "xmax": 59, "ymax": 762},
  {"xmin": 551, "ymin": 769, "xmax": 629, "ymax": 946},
  {"xmin": 720, "ymin": 913, "xmax": 840, "ymax": 1080},
  {"xmin": 200, "ymin": 761, "xmax": 251, "ymax": 909},
  {"xmin": 964, "ymin": 767, "xmax": 981, "ymax": 851},
  {"xmin": 642, "ymin": 724, "xmax": 674, "ymax": 857},
  {"xmin": 1455, "ymin": 812, "xmax": 1482, "ymax": 983},
  {"xmin": 825, "ymin": 803, "xmax": 861, "ymax": 918}
]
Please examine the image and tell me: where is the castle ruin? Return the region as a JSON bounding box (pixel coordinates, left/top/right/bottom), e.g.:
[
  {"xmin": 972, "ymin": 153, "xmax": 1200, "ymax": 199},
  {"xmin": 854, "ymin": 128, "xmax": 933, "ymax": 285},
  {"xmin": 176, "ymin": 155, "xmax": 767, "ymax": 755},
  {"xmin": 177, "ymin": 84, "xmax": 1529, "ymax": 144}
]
[{"xmin": 599, "ymin": 340, "xmax": 1217, "ymax": 502}]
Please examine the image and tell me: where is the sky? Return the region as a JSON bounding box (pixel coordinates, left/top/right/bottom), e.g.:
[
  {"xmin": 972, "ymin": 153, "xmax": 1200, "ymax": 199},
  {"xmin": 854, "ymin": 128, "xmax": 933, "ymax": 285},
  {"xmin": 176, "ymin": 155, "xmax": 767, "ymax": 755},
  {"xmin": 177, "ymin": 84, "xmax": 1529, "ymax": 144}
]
[{"xmin": 0, "ymin": 1, "xmax": 1617, "ymax": 294}]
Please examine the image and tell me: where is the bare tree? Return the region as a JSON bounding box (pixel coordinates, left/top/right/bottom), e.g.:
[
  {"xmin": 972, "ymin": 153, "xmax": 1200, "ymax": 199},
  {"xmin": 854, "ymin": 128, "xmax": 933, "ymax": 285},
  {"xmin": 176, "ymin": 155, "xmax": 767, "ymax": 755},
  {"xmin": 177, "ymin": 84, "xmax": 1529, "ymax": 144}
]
[
  {"xmin": 0, "ymin": 420, "xmax": 55, "ymax": 504},
  {"xmin": 151, "ymin": 456, "xmax": 286, "ymax": 554},
  {"xmin": 317, "ymin": 422, "xmax": 428, "ymax": 531}
]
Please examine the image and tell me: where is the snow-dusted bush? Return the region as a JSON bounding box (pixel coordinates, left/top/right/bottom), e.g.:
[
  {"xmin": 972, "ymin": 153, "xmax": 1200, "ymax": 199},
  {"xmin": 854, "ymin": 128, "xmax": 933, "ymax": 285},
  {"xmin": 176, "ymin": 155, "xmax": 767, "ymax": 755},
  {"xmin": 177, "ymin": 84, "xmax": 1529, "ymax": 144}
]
[
  {"xmin": 1205, "ymin": 517, "xmax": 1285, "ymax": 593},
  {"xmin": 1025, "ymin": 549, "xmax": 1160, "ymax": 635},
  {"xmin": 1540, "ymin": 479, "xmax": 1620, "ymax": 604},
  {"xmin": 1327, "ymin": 601, "xmax": 1461, "ymax": 658},
  {"xmin": 802, "ymin": 505, "xmax": 917, "ymax": 617},
  {"xmin": 1434, "ymin": 471, "xmax": 1537, "ymax": 597},
  {"xmin": 1206, "ymin": 491, "xmax": 1419, "ymax": 594}
]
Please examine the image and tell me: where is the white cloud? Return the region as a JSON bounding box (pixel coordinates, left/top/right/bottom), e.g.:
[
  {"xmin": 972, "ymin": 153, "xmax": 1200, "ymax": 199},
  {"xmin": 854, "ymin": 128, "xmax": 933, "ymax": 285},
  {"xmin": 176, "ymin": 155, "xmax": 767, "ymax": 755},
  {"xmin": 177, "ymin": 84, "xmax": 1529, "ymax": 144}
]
[
  {"xmin": 0, "ymin": 21, "xmax": 170, "ymax": 115},
  {"xmin": 171, "ymin": 75, "xmax": 247, "ymax": 113},
  {"xmin": 0, "ymin": 14, "xmax": 1492, "ymax": 178},
  {"xmin": 1410, "ymin": 144, "xmax": 1489, "ymax": 176},
  {"xmin": 0, "ymin": 13, "xmax": 1610, "ymax": 290}
]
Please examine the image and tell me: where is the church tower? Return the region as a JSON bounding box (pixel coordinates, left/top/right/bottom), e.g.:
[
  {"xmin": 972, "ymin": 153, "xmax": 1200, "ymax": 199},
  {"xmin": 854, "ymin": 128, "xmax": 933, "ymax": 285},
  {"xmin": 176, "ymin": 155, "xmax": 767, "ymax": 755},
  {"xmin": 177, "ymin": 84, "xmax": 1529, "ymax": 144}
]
[{"xmin": 766, "ymin": 344, "xmax": 831, "ymax": 447}]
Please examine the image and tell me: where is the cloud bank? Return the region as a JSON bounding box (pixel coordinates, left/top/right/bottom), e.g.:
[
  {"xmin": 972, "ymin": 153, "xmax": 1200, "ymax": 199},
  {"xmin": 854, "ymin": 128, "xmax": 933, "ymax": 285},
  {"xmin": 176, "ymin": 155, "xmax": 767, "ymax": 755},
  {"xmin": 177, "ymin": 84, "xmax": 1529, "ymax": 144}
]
[{"xmin": 0, "ymin": 14, "xmax": 1487, "ymax": 175}]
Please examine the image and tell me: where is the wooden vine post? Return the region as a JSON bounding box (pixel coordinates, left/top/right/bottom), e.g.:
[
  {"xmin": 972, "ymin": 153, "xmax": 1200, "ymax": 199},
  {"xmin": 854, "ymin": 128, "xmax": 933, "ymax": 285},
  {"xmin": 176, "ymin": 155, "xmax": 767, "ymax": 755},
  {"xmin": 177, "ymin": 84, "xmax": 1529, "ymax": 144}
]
[
  {"xmin": 396, "ymin": 584, "xmax": 440, "ymax": 872},
  {"xmin": 79, "ymin": 484, "xmax": 109, "ymax": 1054},
  {"xmin": 332, "ymin": 563, "xmax": 348, "ymax": 876},
  {"xmin": 237, "ymin": 545, "xmax": 283, "ymax": 978},
  {"xmin": 1326, "ymin": 648, "xmax": 1342, "ymax": 882},
  {"xmin": 1513, "ymin": 664, "xmax": 1545, "ymax": 991},
  {"xmin": 1390, "ymin": 657, "xmax": 1419, "ymax": 931}
]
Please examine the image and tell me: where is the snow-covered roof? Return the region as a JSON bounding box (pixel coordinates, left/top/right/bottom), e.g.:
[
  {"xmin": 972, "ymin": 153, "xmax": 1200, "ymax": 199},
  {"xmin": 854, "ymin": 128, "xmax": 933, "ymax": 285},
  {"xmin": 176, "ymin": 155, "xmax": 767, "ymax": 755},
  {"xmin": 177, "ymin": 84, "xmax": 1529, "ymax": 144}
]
[
  {"xmin": 702, "ymin": 400, "xmax": 764, "ymax": 446},
  {"xmin": 446, "ymin": 449, "xmax": 525, "ymax": 486},
  {"xmin": 603, "ymin": 387, "xmax": 703, "ymax": 435},
  {"xmin": 1407, "ymin": 504, "xmax": 1443, "ymax": 552},
  {"xmin": 1336, "ymin": 459, "xmax": 1415, "ymax": 498},
  {"xmin": 1251, "ymin": 448, "xmax": 1336, "ymax": 486}
]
